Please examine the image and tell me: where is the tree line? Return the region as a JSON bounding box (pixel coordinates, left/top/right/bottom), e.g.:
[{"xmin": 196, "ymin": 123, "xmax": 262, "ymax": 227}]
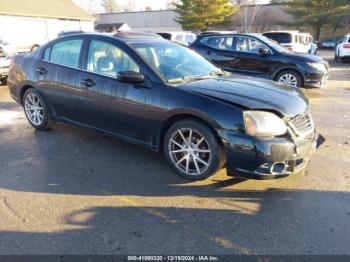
[{"xmin": 173, "ymin": 0, "xmax": 350, "ymax": 40}]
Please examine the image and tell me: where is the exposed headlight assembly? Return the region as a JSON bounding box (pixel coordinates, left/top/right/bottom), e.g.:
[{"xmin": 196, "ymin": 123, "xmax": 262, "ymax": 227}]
[{"xmin": 243, "ymin": 111, "xmax": 287, "ymax": 137}]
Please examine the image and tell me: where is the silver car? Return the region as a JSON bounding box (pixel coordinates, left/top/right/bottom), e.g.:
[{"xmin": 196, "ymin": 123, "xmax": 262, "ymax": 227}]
[{"xmin": 0, "ymin": 41, "xmax": 15, "ymax": 85}]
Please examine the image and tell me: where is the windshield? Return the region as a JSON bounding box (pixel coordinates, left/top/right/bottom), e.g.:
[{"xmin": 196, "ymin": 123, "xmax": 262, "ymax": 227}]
[
  {"xmin": 254, "ymin": 34, "xmax": 290, "ymax": 53},
  {"xmin": 131, "ymin": 41, "xmax": 220, "ymax": 83}
]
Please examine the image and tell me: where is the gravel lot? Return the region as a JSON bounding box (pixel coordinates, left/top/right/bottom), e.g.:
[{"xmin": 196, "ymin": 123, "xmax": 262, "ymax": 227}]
[{"xmin": 0, "ymin": 50, "xmax": 349, "ymax": 255}]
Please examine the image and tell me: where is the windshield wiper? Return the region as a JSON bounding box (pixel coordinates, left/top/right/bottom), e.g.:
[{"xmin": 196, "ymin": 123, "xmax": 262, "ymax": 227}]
[
  {"xmin": 210, "ymin": 70, "xmax": 231, "ymax": 77},
  {"xmin": 167, "ymin": 74, "xmax": 214, "ymax": 84}
]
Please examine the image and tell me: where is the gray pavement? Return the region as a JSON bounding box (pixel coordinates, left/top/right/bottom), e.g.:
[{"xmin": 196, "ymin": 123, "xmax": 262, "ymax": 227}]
[{"xmin": 0, "ymin": 50, "xmax": 349, "ymax": 255}]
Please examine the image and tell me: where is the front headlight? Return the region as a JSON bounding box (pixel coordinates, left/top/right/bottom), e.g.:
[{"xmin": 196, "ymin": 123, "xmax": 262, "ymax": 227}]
[
  {"xmin": 243, "ymin": 111, "xmax": 287, "ymax": 137},
  {"xmin": 306, "ymin": 62, "xmax": 327, "ymax": 72}
]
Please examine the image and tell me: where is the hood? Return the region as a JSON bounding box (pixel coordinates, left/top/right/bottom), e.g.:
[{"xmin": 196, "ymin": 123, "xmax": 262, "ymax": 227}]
[
  {"xmin": 283, "ymin": 52, "xmax": 325, "ymax": 63},
  {"xmin": 179, "ymin": 75, "xmax": 309, "ymax": 118}
]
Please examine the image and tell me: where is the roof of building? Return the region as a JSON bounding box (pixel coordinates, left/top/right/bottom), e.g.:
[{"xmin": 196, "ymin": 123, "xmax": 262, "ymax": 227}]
[
  {"xmin": 95, "ymin": 22, "xmax": 130, "ymax": 31},
  {"xmin": 0, "ymin": 0, "xmax": 94, "ymax": 21}
]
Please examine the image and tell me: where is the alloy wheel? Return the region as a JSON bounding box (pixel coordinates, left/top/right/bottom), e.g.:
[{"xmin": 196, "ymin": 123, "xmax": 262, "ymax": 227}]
[
  {"xmin": 168, "ymin": 128, "xmax": 212, "ymax": 176},
  {"xmin": 278, "ymin": 73, "xmax": 298, "ymax": 87},
  {"xmin": 24, "ymin": 92, "xmax": 44, "ymax": 126}
]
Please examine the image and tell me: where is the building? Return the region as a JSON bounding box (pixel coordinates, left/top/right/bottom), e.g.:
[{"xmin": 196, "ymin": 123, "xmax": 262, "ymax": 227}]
[
  {"xmin": 95, "ymin": 10, "xmax": 181, "ymax": 33},
  {"xmin": 95, "ymin": 22, "xmax": 131, "ymax": 32},
  {"xmin": 0, "ymin": 0, "xmax": 94, "ymax": 52},
  {"xmin": 95, "ymin": 6, "xmax": 289, "ymax": 33},
  {"xmin": 96, "ymin": 4, "xmax": 349, "ymax": 39}
]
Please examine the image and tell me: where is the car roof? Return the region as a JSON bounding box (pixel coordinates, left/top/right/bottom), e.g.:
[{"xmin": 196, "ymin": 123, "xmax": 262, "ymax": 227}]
[
  {"xmin": 197, "ymin": 32, "xmax": 263, "ymax": 38},
  {"xmin": 263, "ymin": 31, "xmax": 300, "ymax": 34},
  {"xmin": 58, "ymin": 31, "xmax": 164, "ymax": 43}
]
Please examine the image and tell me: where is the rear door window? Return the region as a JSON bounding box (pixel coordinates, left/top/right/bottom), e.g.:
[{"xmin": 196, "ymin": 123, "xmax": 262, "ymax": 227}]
[
  {"xmin": 43, "ymin": 46, "xmax": 51, "ymax": 61},
  {"xmin": 49, "ymin": 39, "xmax": 83, "ymax": 68},
  {"xmin": 175, "ymin": 35, "xmax": 183, "ymax": 42},
  {"xmin": 201, "ymin": 36, "xmax": 233, "ymax": 51},
  {"xmin": 232, "ymin": 36, "xmax": 269, "ymax": 54}
]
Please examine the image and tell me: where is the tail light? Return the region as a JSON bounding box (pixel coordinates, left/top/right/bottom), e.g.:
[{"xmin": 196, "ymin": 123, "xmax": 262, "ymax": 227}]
[{"xmin": 343, "ymin": 44, "xmax": 350, "ymax": 48}]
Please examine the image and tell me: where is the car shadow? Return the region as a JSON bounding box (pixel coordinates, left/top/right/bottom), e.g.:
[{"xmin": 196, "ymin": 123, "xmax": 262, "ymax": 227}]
[{"xmin": 0, "ymin": 188, "xmax": 349, "ymax": 254}]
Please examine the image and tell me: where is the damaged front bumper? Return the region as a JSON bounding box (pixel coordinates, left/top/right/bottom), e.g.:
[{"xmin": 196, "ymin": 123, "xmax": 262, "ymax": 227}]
[{"xmin": 220, "ymin": 130, "xmax": 318, "ymax": 180}]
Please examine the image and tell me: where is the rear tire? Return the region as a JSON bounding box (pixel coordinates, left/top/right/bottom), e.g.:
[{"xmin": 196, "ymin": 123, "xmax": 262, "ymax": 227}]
[
  {"xmin": 163, "ymin": 119, "xmax": 224, "ymax": 180},
  {"xmin": 23, "ymin": 88, "xmax": 55, "ymax": 130},
  {"xmin": 335, "ymin": 51, "xmax": 344, "ymax": 63},
  {"xmin": 276, "ymin": 70, "xmax": 302, "ymax": 88}
]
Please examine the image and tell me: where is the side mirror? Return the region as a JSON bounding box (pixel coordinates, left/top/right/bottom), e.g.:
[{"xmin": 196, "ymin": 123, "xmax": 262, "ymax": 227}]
[
  {"xmin": 259, "ymin": 47, "xmax": 269, "ymax": 56},
  {"xmin": 117, "ymin": 71, "xmax": 144, "ymax": 84}
]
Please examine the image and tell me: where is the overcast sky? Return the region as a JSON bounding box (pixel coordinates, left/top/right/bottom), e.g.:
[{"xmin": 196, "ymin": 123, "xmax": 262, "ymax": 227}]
[
  {"xmin": 73, "ymin": 0, "xmax": 169, "ymax": 13},
  {"xmin": 73, "ymin": 0, "xmax": 271, "ymax": 14}
]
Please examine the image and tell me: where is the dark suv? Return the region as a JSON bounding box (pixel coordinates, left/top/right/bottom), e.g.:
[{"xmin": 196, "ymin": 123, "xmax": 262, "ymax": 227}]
[{"xmin": 190, "ymin": 33, "xmax": 329, "ymax": 88}]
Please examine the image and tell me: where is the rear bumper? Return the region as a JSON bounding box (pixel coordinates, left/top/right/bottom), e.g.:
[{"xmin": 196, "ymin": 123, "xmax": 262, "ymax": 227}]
[{"xmin": 220, "ymin": 131, "xmax": 318, "ymax": 180}]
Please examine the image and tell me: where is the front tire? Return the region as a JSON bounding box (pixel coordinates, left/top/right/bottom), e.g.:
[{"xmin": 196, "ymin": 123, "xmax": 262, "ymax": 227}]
[
  {"xmin": 163, "ymin": 119, "xmax": 224, "ymax": 180},
  {"xmin": 23, "ymin": 88, "xmax": 55, "ymax": 129},
  {"xmin": 276, "ymin": 70, "xmax": 302, "ymax": 88}
]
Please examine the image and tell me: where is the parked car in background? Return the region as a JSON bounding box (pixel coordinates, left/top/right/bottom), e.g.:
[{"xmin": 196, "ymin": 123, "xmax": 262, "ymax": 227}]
[
  {"xmin": 200, "ymin": 31, "xmax": 237, "ymax": 35},
  {"xmin": 8, "ymin": 32, "xmax": 318, "ymax": 180},
  {"xmin": 301, "ymin": 33, "xmax": 318, "ymax": 55},
  {"xmin": 157, "ymin": 31, "xmax": 196, "ymax": 46},
  {"xmin": 190, "ymin": 33, "xmax": 329, "ymax": 88},
  {"xmin": 263, "ymin": 31, "xmax": 310, "ymax": 53},
  {"xmin": 320, "ymin": 38, "xmax": 339, "ymax": 50},
  {"xmin": 335, "ymin": 33, "xmax": 350, "ymax": 62},
  {"xmin": 0, "ymin": 41, "xmax": 16, "ymax": 85}
]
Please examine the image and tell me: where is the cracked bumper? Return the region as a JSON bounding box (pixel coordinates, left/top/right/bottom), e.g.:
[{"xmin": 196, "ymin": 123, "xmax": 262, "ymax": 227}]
[{"xmin": 219, "ymin": 130, "xmax": 318, "ymax": 180}]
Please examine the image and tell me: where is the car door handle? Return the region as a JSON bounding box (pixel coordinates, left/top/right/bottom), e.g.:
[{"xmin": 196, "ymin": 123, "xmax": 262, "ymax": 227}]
[
  {"xmin": 36, "ymin": 67, "xmax": 47, "ymax": 75},
  {"xmin": 80, "ymin": 78, "xmax": 95, "ymax": 88}
]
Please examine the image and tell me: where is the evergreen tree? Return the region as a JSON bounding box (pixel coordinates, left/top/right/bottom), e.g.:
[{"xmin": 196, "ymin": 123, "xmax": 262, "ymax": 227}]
[
  {"xmin": 174, "ymin": 0, "xmax": 239, "ymax": 31},
  {"xmin": 273, "ymin": 0, "xmax": 350, "ymax": 40}
]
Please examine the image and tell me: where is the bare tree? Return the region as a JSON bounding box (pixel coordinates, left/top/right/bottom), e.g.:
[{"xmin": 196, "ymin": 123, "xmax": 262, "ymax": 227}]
[
  {"xmin": 124, "ymin": 0, "xmax": 136, "ymax": 12},
  {"xmin": 101, "ymin": 0, "xmax": 123, "ymax": 13},
  {"xmin": 241, "ymin": 0, "xmax": 260, "ymax": 32},
  {"xmin": 72, "ymin": 0, "xmax": 103, "ymax": 14}
]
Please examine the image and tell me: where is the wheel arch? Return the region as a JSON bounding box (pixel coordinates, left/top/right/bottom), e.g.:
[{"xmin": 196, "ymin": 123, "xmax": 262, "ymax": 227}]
[
  {"xmin": 272, "ymin": 67, "xmax": 304, "ymax": 86},
  {"xmin": 158, "ymin": 112, "xmax": 224, "ymax": 150},
  {"xmin": 20, "ymin": 84, "xmax": 35, "ymax": 105}
]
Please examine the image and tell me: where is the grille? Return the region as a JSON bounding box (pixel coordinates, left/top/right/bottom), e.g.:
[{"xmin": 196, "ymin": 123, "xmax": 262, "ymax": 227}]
[{"xmin": 288, "ymin": 112, "xmax": 314, "ymax": 136}]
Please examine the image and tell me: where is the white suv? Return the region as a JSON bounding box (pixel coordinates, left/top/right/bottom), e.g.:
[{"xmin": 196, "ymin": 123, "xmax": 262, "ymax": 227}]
[
  {"xmin": 0, "ymin": 41, "xmax": 15, "ymax": 85},
  {"xmin": 263, "ymin": 31, "xmax": 311, "ymax": 54},
  {"xmin": 335, "ymin": 34, "xmax": 350, "ymax": 62}
]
